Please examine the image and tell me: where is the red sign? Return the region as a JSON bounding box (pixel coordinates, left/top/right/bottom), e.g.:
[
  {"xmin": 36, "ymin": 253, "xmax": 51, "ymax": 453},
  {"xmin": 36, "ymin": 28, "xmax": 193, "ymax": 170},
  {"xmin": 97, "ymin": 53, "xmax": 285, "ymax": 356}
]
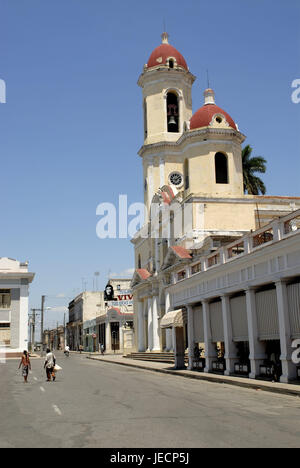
[{"xmin": 117, "ymin": 294, "xmax": 133, "ymax": 301}]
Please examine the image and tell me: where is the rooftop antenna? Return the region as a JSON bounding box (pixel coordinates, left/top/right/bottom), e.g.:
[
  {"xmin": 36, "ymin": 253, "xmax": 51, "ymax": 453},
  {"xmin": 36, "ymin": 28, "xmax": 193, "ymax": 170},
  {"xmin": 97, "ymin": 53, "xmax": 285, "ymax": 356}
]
[
  {"xmin": 161, "ymin": 18, "xmax": 170, "ymax": 45},
  {"xmin": 207, "ymin": 69, "xmax": 210, "ymax": 89}
]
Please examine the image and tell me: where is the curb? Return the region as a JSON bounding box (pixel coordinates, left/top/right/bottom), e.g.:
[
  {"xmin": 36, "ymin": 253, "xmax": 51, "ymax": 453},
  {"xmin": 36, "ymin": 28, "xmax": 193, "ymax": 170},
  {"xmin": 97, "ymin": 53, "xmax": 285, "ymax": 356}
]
[{"xmin": 87, "ymin": 356, "xmax": 300, "ymax": 398}]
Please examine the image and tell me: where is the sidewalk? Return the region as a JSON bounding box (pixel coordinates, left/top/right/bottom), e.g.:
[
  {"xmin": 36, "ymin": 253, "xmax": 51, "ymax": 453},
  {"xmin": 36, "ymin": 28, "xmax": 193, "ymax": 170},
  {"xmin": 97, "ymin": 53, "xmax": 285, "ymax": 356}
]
[{"xmin": 87, "ymin": 354, "xmax": 300, "ymax": 398}]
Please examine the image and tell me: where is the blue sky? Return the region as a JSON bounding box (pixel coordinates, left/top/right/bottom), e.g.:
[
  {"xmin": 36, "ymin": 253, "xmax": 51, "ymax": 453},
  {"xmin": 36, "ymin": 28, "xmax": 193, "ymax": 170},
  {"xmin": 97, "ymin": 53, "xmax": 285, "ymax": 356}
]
[{"xmin": 0, "ymin": 0, "xmax": 299, "ymax": 329}]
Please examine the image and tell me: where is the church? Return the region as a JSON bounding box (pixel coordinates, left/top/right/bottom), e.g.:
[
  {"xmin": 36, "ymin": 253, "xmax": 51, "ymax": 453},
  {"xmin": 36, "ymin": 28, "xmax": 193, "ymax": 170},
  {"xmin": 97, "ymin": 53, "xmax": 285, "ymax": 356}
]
[{"xmin": 130, "ymin": 33, "xmax": 300, "ymax": 382}]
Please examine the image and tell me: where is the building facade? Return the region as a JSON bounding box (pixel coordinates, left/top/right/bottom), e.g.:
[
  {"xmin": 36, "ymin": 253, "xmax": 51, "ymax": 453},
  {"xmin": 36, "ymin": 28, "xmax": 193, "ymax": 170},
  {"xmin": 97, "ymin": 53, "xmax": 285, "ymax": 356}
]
[
  {"xmin": 67, "ymin": 291, "xmax": 101, "ymax": 351},
  {"xmin": 44, "ymin": 326, "xmax": 65, "ymax": 351},
  {"xmin": 0, "ymin": 258, "xmax": 35, "ymax": 358},
  {"xmin": 131, "ymin": 34, "xmax": 300, "ymax": 382},
  {"xmin": 96, "ymin": 278, "xmax": 134, "ymax": 354}
]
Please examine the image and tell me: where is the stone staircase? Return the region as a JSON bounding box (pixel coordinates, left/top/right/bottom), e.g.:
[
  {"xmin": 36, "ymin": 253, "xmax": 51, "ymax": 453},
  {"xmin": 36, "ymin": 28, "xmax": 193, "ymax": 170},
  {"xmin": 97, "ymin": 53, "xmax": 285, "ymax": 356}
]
[{"xmin": 124, "ymin": 352, "xmax": 188, "ymax": 364}]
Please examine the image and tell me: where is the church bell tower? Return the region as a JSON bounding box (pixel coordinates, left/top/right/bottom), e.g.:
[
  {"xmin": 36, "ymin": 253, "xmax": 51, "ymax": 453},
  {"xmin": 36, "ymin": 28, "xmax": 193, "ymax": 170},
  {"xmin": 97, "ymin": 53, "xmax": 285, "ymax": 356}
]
[{"xmin": 138, "ymin": 33, "xmax": 196, "ymax": 211}]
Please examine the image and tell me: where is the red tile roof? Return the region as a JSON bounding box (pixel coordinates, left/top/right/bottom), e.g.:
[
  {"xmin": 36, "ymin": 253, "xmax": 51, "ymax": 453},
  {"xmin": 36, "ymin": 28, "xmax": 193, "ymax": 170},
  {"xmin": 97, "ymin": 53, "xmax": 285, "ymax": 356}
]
[
  {"xmin": 190, "ymin": 104, "xmax": 237, "ymax": 131},
  {"xmin": 136, "ymin": 269, "xmax": 151, "ymax": 280},
  {"xmin": 171, "ymin": 246, "xmax": 192, "ymax": 259}
]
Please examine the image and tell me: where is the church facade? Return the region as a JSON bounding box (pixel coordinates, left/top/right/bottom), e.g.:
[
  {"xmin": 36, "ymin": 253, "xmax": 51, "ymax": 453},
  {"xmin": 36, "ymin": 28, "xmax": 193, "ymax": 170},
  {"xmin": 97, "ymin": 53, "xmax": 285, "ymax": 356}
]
[{"xmin": 130, "ymin": 33, "xmax": 300, "ymax": 382}]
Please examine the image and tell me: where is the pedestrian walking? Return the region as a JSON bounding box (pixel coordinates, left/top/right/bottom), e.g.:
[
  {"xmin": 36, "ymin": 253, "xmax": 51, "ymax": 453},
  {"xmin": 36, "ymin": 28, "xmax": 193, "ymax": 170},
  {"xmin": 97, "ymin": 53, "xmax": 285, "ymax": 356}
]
[
  {"xmin": 44, "ymin": 348, "xmax": 56, "ymax": 382},
  {"xmin": 100, "ymin": 344, "xmax": 105, "ymax": 356},
  {"xmin": 18, "ymin": 350, "xmax": 31, "ymax": 383}
]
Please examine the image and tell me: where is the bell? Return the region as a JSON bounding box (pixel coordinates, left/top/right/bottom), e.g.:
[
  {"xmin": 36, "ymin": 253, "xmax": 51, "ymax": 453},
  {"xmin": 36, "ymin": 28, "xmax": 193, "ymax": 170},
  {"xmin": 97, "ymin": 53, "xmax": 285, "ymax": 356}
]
[{"xmin": 168, "ymin": 116, "xmax": 177, "ymax": 126}]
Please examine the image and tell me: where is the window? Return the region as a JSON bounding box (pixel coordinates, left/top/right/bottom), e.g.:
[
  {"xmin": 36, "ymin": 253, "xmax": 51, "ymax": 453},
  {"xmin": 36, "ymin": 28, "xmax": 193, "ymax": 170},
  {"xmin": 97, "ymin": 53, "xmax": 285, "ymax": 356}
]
[
  {"xmin": 169, "ymin": 59, "xmax": 174, "ymax": 69},
  {"xmin": 138, "ymin": 255, "xmax": 142, "ymax": 269},
  {"xmin": 0, "ymin": 323, "xmax": 10, "ymax": 346},
  {"xmin": 167, "ymin": 92, "xmax": 179, "ymax": 133},
  {"xmin": 143, "ymin": 100, "xmax": 148, "ymax": 139},
  {"xmin": 215, "ymin": 152, "xmax": 229, "ymax": 184},
  {"xmin": 0, "ymin": 290, "xmax": 11, "ymax": 309},
  {"xmin": 184, "ymin": 159, "xmax": 190, "ymax": 190},
  {"xmin": 191, "ymin": 263, "xmax": 201, "ymax": 275},
  {"xmin": 177, "ymin": 270, "xmax": 186, "ymax": 281}
]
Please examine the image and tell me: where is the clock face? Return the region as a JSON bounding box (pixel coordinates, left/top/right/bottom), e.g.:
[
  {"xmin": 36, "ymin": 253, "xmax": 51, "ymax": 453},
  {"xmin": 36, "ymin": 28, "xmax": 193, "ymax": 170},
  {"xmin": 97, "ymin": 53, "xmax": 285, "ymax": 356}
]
[{"xmin": 169, "ymin": 172, "xmax": 183, "ymax": 187}]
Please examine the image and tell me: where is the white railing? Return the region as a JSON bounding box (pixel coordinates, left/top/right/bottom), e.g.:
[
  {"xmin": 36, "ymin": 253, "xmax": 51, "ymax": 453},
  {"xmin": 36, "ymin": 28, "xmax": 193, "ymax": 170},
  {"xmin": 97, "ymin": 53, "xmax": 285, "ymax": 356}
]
[{"xmin": 177, "ymin": 209, "xmax": 300, "ymax": 282}]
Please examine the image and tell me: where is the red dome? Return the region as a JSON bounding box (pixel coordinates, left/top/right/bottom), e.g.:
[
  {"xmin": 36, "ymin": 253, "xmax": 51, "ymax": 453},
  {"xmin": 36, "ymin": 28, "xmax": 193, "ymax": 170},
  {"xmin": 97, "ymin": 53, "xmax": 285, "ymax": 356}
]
[
  {"xmin": 147, "ymin": 43, "xmax": 188, "ymax": 70},
  {"xmin": 190, "ymin": 104, "xmax": 237, "ymax": 131}
]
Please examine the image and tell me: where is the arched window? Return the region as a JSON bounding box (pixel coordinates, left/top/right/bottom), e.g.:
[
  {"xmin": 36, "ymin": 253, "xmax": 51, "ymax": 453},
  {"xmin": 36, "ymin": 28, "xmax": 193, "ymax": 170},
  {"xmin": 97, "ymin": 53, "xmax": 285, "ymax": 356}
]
[
  {"xmin": 138, "ymin": 255, "xmax": 141, "ymax": 269},
  {"xmin": 184, "ymin": 159, "xmax": 190, "ymax": 190},
  {"xmin": 215, "ymin": 152, "xmax": 229, "ymax": 184},
  {"xmin": 143, "ymin": 99, "xmax": 148, "ymax": 139},
  {"xmin": 169, "ymin": 59, "xmax": 174, "ymax": 69},
  {"xmin": 167, "ymin": 92, "xmax": 179, "ymax": 133}
]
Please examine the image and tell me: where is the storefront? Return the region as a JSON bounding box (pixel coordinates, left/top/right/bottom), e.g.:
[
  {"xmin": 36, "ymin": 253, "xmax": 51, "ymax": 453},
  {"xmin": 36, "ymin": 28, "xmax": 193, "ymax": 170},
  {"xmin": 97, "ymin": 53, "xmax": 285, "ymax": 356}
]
[{"xmin": 83, "ymin": 319, "xmax": 97, "ymax": 352}]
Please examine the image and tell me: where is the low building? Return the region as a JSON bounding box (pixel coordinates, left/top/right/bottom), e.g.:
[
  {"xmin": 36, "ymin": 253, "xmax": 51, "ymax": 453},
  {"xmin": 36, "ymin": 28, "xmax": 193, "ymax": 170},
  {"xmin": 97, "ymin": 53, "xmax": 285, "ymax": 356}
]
[
  {"xmin": 44, "ymin": 326, "xmax": 65, "ymax": 351},
  {"xmin": 83, "ymin": 318, "xmax": 97, "ymax": 352},
  {"xmin": 0, "ymin": 258, "xmax": 35, "ymax": 358},
  {"xmin": 96, "ymin": 279, "xmax": 134, "ymax": 353},
  {"xmin": 67, "ymin": 292, "xmax": 101, "ymax": 351}
]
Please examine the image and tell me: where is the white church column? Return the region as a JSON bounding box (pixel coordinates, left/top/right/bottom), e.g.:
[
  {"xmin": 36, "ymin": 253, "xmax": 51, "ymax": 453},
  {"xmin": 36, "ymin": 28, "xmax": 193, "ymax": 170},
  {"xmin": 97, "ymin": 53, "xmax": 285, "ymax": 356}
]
[
  {"xmin": 187, "ymin": 305, "xmax": 194, "ymax": 370},
  {"xmin": 147, "ymin": 297, "xmax": 153, "ymax": 351},
  {"xmin": 165, "ymin": 291, "xmax": 173, "ymax": 351},
  {"xmin": 221, "ymin": 295, "xmax": 237, "ymax": 376},
  {"xmin": 203, "ymin": 300, "xmax": 217, "ymax": 372},
  {"xmin": 245, "ymin": 288, "xmax": 266, "ymax": 379},
  {"xmin": 152, "ymin": 296, "xmax": 160, "ymax": 351},
  {"xmin": 275, "ymin": 280, "xmax": 297, "ymax": 382},
  {"xmin": 138, "ymin": 301, "xmax": 146, "ymax": 352}
]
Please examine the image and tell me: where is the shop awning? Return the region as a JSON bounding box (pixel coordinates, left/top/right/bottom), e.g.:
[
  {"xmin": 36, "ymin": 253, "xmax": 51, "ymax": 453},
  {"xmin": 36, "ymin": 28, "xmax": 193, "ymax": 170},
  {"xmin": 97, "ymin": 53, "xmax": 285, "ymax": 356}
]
[{"xmin": 160, "ymin": 309, "xmax": 186, "ymax": 329}]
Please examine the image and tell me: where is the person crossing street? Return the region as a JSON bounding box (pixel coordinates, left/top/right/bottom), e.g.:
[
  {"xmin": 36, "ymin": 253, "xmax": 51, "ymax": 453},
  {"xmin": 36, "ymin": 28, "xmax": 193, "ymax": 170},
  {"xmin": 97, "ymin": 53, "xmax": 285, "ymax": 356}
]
[{"xmin": 44, "ymin": 348, "xmax": 56, "ymax": 382}]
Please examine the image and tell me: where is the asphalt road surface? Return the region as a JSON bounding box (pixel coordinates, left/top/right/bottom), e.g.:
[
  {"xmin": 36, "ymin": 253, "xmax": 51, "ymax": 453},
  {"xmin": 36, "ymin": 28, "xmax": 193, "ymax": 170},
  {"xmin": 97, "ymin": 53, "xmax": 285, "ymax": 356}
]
[{"xmin": 1, "ymin": 352, "xmax": 300, "ymax": 448}]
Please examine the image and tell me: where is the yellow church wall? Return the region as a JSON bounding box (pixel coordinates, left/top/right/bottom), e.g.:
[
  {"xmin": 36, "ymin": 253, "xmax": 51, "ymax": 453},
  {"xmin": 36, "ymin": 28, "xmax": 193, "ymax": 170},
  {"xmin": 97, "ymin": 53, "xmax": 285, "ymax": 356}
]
[
  {"xmin": 183, "ymin": 141, "xmax": 244, "ymax": 198},
  {"xmin": 192, "ymin": 202, "xmax": 256, "ymax": 233}
]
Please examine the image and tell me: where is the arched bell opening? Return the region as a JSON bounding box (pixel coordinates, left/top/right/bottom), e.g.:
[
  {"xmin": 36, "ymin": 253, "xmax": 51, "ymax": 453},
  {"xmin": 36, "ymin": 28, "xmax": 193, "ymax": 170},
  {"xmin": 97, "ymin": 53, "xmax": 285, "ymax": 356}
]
[{"xmin": 166, "ymin": 92, "xmax": 179, "ymax": 133}]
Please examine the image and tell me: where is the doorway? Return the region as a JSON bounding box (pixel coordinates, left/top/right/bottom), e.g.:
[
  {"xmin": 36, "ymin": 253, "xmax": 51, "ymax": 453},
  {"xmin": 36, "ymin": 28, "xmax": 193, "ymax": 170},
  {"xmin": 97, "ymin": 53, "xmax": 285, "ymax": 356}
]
[{"xmin": 111, "ymin": 322, "xmax": 120, "ymax": 351}]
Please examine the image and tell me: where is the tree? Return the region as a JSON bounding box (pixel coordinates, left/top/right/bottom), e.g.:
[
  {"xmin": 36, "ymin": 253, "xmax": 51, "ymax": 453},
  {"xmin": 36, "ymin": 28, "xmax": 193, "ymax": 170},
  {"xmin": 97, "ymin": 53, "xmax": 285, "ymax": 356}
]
[{"xmin": 242, "ymin": 145, "xmax": 267, "ymax": 195}]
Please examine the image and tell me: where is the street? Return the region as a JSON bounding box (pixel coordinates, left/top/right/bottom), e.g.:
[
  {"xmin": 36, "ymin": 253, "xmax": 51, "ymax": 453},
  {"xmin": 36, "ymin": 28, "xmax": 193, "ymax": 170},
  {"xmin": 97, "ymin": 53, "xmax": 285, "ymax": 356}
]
[{"xmin": 1, "ymin": 353, "xmax": 300, "ymax": 448}]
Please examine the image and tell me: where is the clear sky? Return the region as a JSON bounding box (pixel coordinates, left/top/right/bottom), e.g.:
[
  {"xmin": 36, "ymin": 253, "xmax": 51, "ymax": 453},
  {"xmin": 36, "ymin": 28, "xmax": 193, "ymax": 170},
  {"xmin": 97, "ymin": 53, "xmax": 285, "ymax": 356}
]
[{"xmin": 0, "ymin": 0, "xmax": 299, "ymax": 329}]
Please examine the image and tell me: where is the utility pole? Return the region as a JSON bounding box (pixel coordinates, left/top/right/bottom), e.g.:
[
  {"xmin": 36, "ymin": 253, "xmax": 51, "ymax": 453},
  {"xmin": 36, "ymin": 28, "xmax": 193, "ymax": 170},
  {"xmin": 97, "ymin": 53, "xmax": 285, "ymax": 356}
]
[
  {"xmin": 40, "ymin": 295, "xmax": 46, "ymax": 355},
  {"xmin": 64, "ymin": 313, "xmax": 66, "ymax": 348},
  {"xmin": 56, "ymin": 321, "xmax": 59, "ymax": 350},
  {"xmin": 31, "ymin": 309, "xmax": 36, "ymax": 352}
]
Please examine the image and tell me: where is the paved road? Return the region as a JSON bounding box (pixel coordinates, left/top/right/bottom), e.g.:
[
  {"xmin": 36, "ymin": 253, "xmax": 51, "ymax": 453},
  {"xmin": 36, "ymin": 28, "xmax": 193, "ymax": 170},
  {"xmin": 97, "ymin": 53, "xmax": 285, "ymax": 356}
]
[{"xmin": 1, "ymin": 352, "xmax": 300, "ymax": 448}]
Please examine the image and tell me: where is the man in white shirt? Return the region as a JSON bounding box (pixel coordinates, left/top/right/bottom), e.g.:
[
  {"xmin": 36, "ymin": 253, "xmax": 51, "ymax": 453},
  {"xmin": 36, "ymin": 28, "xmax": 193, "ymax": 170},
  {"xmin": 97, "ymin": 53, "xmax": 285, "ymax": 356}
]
[{"xmin": 44, "ymin": 348, "xmax": 56, "ymax": 382}]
